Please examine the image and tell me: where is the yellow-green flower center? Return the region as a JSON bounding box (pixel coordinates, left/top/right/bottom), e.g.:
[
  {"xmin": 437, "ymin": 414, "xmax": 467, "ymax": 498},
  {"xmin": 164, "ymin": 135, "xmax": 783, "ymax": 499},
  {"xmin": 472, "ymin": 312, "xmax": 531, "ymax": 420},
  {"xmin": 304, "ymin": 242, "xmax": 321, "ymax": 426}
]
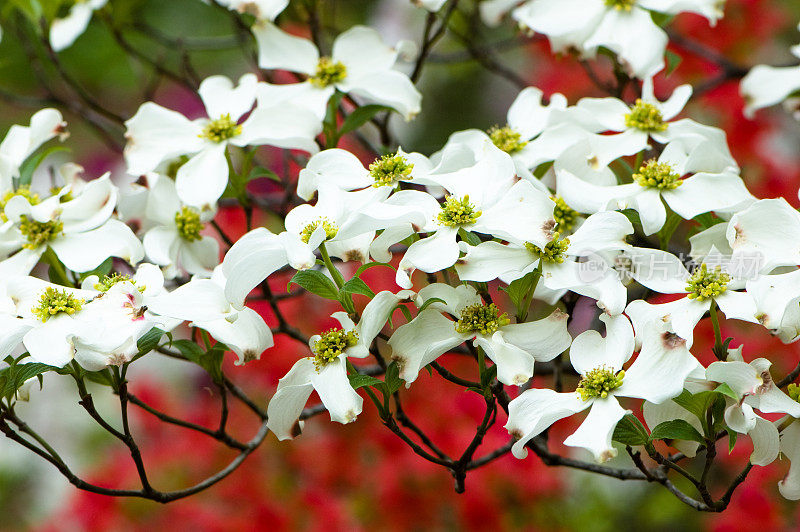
[
  {"xmin": 551, "ymin": 196, "xmax": 579, "ymax": 232},
  {"xmin": 19, "ymin": 215, "xmax": 63, "ymax": 249},
  {"xmin": 605, "ymin": 0, "xmax": 636, "ymax": 10},
  {"xmin": 525, "ymin": 234, "xmax": 570, "ymax": 263},
  {"xmin": 633, "ymin": 160, "xmax": 682, "ymax": 190},
  {"xmin": 175, "ymin": 206, "xmax": 204, "ymax": 242},
  {"xmin": 455, "ymin": 303, "xmax": 510, "ymax": 336},
  {"xmin": 312, "ymin": 328, "xmax": 358, "ymax": 370},
  {"xmin": 1, "ymin": 186, "xmax": 40, "ymax": 222},
  {"xmin": 685, "ymin": 264, "xmax": 730, "ymax": 301},
  {"xmin": 437, "ymin": 195, "xmax": 481, "ymax": 227},
  {"xmin": 300, "ymin": 218, "xmax": 338, "ymax": 244},
  {"xmin": 199, "ymin": 114, "xmax": 242, "ymax": 143},
  {"xmin": 309, "ymin": 57, "xmax": 347, "ymax": 88},
  {"xmin": 624, "ymin": 99, "xmax": 667, "ymax": 132},
  {"xmin": 31, "ymin": 287, "xmax": 85, "ymax": 322},
  {"xmin": 369, "ymin": 153, "xmax": 414, "ymax": 187},
  {"xmin": 788, "ymin": 384, "xmax": 800, "ymax": 403},
  {"xmin": 488, "ymin": 125, "xmax": 528, "ymax": 154},
  {"xmin": 93, "ymin": 273, "xmax": 145, "ymax": 293},
  {"xmin": 577, "ymin": 366, "xmax": 625, "ymax": 401}
]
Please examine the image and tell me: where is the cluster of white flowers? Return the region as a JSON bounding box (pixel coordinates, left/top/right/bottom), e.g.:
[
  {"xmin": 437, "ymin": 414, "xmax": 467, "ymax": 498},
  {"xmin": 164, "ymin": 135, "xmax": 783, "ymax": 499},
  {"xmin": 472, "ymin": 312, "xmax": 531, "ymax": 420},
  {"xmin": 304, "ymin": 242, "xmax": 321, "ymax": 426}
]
[{"xmin": 6, "ymin": 0, "xmax": 800, "ymax": 506}]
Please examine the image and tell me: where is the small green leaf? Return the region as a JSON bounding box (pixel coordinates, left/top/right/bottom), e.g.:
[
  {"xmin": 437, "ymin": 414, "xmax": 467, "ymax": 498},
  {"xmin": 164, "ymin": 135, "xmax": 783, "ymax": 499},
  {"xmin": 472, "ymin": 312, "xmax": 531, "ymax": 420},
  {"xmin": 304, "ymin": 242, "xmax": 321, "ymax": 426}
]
[
  {"xmin": 338, "ymin": 105, "xmax": 392, "ymax": 137},
  {"xmin": 713, "ymin": 382, "xmax": 739, "ymax": 400},
  {"xmin": 136, "ymin": 327, "xmax": 165, "ymax": 356},
  {"xmin": 418, "ymin": 297, "xmax": 446, "ymax": 313},
  {"xmin": 348, "ymin": 373, "xmax": 384, "ymax": 391},
  {"xmin": 665, "ymin": 50, "xmax": 682, "ymax": 77},
  {"xmin": 693, "ymin": 212, "xmax": 723, "ymax": 230},
  {"xmin": 339, "ymin": 277, "xmax": 375, "ymax": 300},
  {"xmin": 84, "ymin": 368, "xmax": 115, "ymax": 387},
  {"xmin": 288, "ymin": 270, "xmax": 339, "ymax": 300},
  {"xmin": 384, "ymin": 361, "xmax": 403, "ymax": 396},
  {"xmin": 457, "ymin": 228, "xmax": 482, "ymax": 246},
  {"xmin": 171, "ymin": 339, "xmax": 206, "ymax": 365},
  {"xmin": 247, "ymin": 166, "xmax": 280, "ymax": 183},
  {"xmin": 726, "ymin": 427, "xmax": 737, "ymax": 453},
  {"xmin": 650, "ymin": 419, "xmax": 705, "ymax": 443},
  {"xmin": 499, "ymin": 270, "xmax": 539, "ymax": 312},
  {"xmin": 355, "ymin": 261, "xmax": 396, "ymax": 276},
  {"xmin": 612, "ymin": 414, "xmax": 650, "ymax": 446},
  {"xmin": 0, "ymin": 362, "xmax": 57, "ymax": 400},
  {"xmin": 17, "ymin": 145, "xmax": 70, "ymax": 187}
]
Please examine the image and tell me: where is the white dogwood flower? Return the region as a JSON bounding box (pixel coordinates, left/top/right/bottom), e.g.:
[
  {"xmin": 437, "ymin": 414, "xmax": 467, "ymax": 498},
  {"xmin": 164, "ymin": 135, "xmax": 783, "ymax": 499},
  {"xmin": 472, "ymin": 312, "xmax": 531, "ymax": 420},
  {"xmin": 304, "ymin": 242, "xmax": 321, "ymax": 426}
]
[
  {"xmin": 508, "ymin": 0, "xmax": 723, "ymax": 78},
  {"xmin": 625, "ymin": 249, "xmax": 757, "ymax": 346},
  {"xmin": 124, "ymin": 73, "xmax": 321, "ymax": 208},
  {"xmin": 0, "ymin": 174, "xmax": 143, "ymax": 275},
  {"xmin": 388, "ymin": 284, "xmax": 571, "ymax": 386},
  {"xmin": 267, "ymin": 291, "xmax": 409, "ymax": 440},
  {"xmin": 147, "ymin": 267, "xmax": 274, "ymax": 365},
  {"xmin": 506, "ymin": 314, "xmax": 701, "ymax": 462},
  {"xmin": 558, "ymin": 140, "xmax": 751, "ymax": 235},
  {"xmin": 456, "ymin": 211, "xmax": 634, "ymax": 315},
  {"xmin": 253, "ymin": 24, "xmax": 421, "ymax": 120},
  {"xmin": 141, "ymin": 174, "xmax": 219, "ymax": 278}
]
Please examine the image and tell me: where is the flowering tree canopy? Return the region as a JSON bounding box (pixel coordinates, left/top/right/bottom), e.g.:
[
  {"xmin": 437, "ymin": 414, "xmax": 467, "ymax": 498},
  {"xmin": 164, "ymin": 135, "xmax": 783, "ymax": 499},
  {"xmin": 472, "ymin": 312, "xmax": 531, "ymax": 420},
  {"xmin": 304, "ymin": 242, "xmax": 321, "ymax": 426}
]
[{"xmin": 1, "ymin": 0, "xmax": 800, "ymax": 518}]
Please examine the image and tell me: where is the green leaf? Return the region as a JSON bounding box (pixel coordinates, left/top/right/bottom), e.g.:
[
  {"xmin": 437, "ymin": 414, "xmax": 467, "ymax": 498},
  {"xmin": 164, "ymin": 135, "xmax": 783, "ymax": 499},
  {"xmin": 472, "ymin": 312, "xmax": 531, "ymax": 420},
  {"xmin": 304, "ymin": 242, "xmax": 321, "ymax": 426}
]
[
  {"xmin": 78, "ymin": 257, "xmax": 114, "ymax": 283},
  {"xmin": 650, "ymin": 419, "xmax": 705, "ymax": 443},
  {"xmin": 0, "ymin": 362, "xmax": 57, "ymax": 400},
  {"xmin": 693, "ymin": 212, "xmax": 723, "ymax": 231},
  {"xmin": 338, "ymin": 105, "xmax": 392, "ymax": 137},
  {"xmin": 355, "ymin": 261, "xmax": 396, "ymax": 276},
  {"xmin": 612, "ymin": 414, "xmax": 650, "ymax": 446},
  {"xmin": 499, "ymin": 270, "xmax": 539, "ymax": 312},
  {"xmin": 665, "ymin": 50, "xmax": 682, "ymax": 77},
  {"xmin": 658, "ymin": 211, "xmax": 682, "ymax": 250},
  {"xmin": 323, "ymin": 91, "xmax": 345, "ymax": 148},
  {"xmin": 339, "ymin": 277, "xmax": 375, "ymax": 299},
  {"xmin": 726, "ymin": 427, "xmax": 737, "ymax": 453},
  {"xmin": 247, "ymin": 166, "xmax": 280, "ymax": 183},
  {"xmin": 713, "ymin": 382, "xmax": 739, "ymax": 401},
  {"xmin": 17, "ymin": 145, "xmax": 70, "ymax": 187},
  {"xmin": 136, "ymin": 327, "xmax": 165, "ymax": 356},
  {"xmin": 348, "ymin": 373, "xmax": 384, "ymax": 391},
  {"xmin": 288, "ymin": 270, "xmax": 339, "ymax": 300},
  {"xmin": 84, "ymin": 368, "xmax": 115, "ymax": 387},
  {"xmin": 619, "ymin": 208, "xmax": 643, "ymax": 231},
  {"xmin": 457, "ymin": 228, "xmax": 482, "ymax": 246},
  {"xmin": 171, "ymin": 339, "xmax": 206, "ymax": 365},
  {"xmin": 418, "ymin": 297, "xmax": 446, "ymax": 313},
  {"xmin": 384, "ymin": 361, "xmax": 403, "ymax": 396}
]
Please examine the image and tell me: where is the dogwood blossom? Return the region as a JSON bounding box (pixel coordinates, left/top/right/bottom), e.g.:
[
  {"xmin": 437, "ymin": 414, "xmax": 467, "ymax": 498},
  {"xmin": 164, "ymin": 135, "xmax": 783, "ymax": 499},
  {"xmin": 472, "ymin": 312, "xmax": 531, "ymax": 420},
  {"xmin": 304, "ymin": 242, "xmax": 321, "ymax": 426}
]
[
  {"xmin": 49, "ymin": 0, "xmax": 107, "ymax": 52},
  {"xmin": 267, "ymin": 291, "xmax": 410, "ymax": 439},
  {"xmin": 124, "ymin": 73, "xmax": 321, "ymax": 208},
  {"xmin": 506, "ymin": 314, "xmax": 700, "ymax": 461},
  {"xmin": 253, "ymin": 24, "xmax": 421, "ymax": 120},
  {"xmin": 387, "ymin": 284, "xmax": 571, "ymax": 386}
]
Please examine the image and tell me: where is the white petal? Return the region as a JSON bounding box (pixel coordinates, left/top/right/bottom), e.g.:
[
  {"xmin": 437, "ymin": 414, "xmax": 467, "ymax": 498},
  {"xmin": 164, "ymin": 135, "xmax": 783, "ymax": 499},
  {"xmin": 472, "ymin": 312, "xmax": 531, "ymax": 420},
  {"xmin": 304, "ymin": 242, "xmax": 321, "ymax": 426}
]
[
  {"xmin": 750, "ymin": 416, "xmax": 780, "ymax": 466},
  {"xmin": 474, "ymin": 333, "xmax": 536, "ymax": 386},
  {"xmin": 343, "ymin": 71, "xmax": 421, "ymax": 121},
  {"xmin": 779, "ymin": 421, "xmax": 800, "ymax": 499},
  {"xmin": 706, "ymin": 360, "xmax": 760, "ymax": 398},
  {"xmin": 663, "ymin": 172, "xmax": 751, "ymax": 220},
  {"xmin": 564, "ymin": 396, "xmax": 627, "ymax": 462},
  {"xmin": 474, "ymin": 180, "xmax": 555, "ymax": 246},
  {"xmin": 569, "ymin": 313, "xmax": 633, "ymax": 375},
  {"xmin": 147, "ymin": 278, "xmax": 230, "ymax": 322},
  {"xmin": 49, "ymin": 2, "xmax": 93, "ymax": 52},
  {"xmin": 356, "ymin": 290, "xmax": 405, "ymax": 347},
  {"xmin": 296, "ymin": 149, "xmax": 370, "ymax": 200},
  {"xmin": 234, "ymin": 103, "xmax": 321, "ymax": 154},
  {"xmin": 198, "ymin": 74, "xmax": 257, "ymax": 121},
  {"xmin": 387, "ymin": 309, "xmax": 463, "ymax": 385},
  {"xmin": 123, "ymin": 103, "xmax": 204, "ymax": 175},
  {"xmin": 626, "ymin": 248, "xmax": 691, "ymax": 294},
  {"xmin": 0, "ymin": 315, "xmax": 33, "ymax": 359},
  {"xmin": 195, "ymin": 307, "xmax": 273, "ymax": 365},
  {"xmin": 309, "ymin": 356, "xmax": 363, "ymax": 424},
  {"xmin": 51, "ymin": 219, "xmax": 144, "ymax": 272},
  {"xmin": 741, "ymin": 65, "xmax": 800, "ymax": 117},
  {"xmin": 399, "ymin": 226, "xmax": 459, "ymax": 275},
  {"xmin": 267, "ymin": 357, "xmax": 315, "ymax": 440},
  {"xmin": 455, "ymin": 241, "xmax": 533, "ymax": 282},
  {"xmin": 584, "ymin": 8, "xmax": 667, "ymax": 79},
  {"xmin": 332, "ymin": 26, "xmax": 398, "ymax": 81},
  {"xmin": 502, "ymin": 309, "xmax": 572, "ymax": 362},
  {"xmin": 506, "ymin": 388, "xmax": 587, "ymax": 459},
  {"xmin": 178, "ymin": 236, "xmax": 220, "ymax": 276},
  {"xmin": 23, "ymin": 315, "xmax": 81, "ymax": 367},
  {"xmin": 727, "ymin": 198, "xmax": 800, "ymax": 272},
  {"xmin": 716, "ymin": 291, "xmax": 758, "ymax": 325},
  {"xmin": 618, "ymin": 324, "xmax": 701, "ymax": 404},
  {"xmin": 175, "ymin": 144, "xmax": 229, "ymax": 209},
  {"xmin": 252, "ymin": 22, "xmax": 318, "ymax": 74}
]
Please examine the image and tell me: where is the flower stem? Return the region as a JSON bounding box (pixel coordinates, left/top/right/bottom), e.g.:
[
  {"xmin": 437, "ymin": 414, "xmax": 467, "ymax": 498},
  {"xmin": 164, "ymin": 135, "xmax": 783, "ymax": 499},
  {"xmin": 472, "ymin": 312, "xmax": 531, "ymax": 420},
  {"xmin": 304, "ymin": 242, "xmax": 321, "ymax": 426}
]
[
  {"xmin": 319, "ymin": 241, "xmax": 345, "ymax": 289},
  {"xmin": 709, "ymin": 300, "xmax": 725, "ymax": 360}
]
